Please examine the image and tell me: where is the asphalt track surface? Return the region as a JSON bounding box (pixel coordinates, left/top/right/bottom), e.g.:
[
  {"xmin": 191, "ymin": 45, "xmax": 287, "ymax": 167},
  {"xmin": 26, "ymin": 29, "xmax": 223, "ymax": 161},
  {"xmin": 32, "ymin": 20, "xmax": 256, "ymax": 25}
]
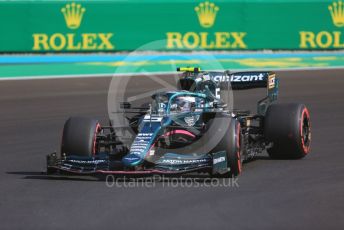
[{"xmin": 1, "ymin": 69, "xmax": 343, "ymax": 230}]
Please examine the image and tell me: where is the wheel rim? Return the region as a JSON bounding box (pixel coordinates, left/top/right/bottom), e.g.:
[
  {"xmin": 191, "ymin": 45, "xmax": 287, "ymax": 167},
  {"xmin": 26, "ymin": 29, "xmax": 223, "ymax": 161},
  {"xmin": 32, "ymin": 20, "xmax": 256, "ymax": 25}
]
[
  {"xmin": 92, "ymin": 123, "xmax": 101, "ymax": 155},
  {"xmin": 300, "ymin": 108, "xmax": 311, "ymax": 153},
  {"xmin": 236, "ymin": 123, "xmax": 242, "ymax": 173}
]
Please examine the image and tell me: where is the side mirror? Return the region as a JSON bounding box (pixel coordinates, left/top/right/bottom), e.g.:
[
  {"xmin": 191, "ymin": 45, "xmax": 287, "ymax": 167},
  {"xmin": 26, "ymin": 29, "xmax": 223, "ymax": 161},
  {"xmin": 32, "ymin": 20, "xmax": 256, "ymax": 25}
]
[{"xmin": 120, "ymin": 102, "xmax": 131, "ymax": 109}]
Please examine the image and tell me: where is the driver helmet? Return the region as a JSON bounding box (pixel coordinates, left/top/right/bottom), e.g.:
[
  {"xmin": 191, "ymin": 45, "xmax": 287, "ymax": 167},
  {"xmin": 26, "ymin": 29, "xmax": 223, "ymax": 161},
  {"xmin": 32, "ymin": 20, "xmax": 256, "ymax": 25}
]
[{"xmin": 171, "ymin": 96, "xmax": 195, "ymax": 112}]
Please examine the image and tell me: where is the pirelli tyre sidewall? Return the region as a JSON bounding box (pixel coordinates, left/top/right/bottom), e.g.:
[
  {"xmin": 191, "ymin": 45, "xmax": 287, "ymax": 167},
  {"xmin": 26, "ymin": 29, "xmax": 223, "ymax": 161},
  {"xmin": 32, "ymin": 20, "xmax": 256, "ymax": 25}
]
[
  {"xmin": 61, "ymin": 117, "xmax": 101, "ymax": 157},
  {"xmin": 212, "ymin": 117, "xmax": 242, "ymax": 177},
  {"xmin": 264, "ymin": 103, "xmax": 311, "ymax": 159}
]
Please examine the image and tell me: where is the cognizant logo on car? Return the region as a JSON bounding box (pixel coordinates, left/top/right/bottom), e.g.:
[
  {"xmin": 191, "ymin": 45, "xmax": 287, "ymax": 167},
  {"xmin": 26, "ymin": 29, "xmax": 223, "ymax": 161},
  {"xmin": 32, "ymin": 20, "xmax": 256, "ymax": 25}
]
[{"xmin": 213, "ymin": 74, "xmax": 264, "ymax": 82}]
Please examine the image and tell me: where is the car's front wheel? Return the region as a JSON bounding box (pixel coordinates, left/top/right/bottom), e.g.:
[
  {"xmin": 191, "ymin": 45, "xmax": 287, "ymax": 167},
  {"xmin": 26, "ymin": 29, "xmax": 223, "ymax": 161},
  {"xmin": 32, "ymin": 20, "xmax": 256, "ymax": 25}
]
[
  {"xmin": 61, "ymin": 117, "xmax": 101, "ymax": 157},
  {"xmin": 211, "ymin": 117, "xmax": 242, "ymax": 177}
]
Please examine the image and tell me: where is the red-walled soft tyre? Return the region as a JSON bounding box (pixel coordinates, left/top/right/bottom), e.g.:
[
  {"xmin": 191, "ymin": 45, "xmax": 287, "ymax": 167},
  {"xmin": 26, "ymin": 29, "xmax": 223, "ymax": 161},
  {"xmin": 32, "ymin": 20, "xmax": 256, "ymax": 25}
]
[
  {"xmin": 264, "ymin": 103, "xmax": 311, "ymax": 159},
  {"xmin": 212, "ymin": 118, "xmax": 242, "ymax": 177},
  {"xmin": 61, "ymin": 117, "xmax": 101, "ymax": 157}
]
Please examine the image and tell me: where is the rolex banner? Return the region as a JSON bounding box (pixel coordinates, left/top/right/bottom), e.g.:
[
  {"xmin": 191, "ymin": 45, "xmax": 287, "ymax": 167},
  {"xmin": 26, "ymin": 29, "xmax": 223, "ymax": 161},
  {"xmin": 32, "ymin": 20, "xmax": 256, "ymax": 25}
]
[{"xmin": 0, "ymin": 0, "xmax": 343, "ymax": 52}]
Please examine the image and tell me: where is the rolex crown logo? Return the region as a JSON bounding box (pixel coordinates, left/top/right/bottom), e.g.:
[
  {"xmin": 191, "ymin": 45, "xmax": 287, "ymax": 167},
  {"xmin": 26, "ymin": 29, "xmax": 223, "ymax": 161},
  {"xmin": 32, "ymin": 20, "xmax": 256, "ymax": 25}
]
[
  {"xmin": 195, "ymin": 1, "xmax": 219, "ymax": 28},
  {"xmin": 61, "ymin": 2, "xmax": 86, "ymax": 29},
  {"xmin": 328, "ymin": 0, "xmax": 344, "ymax": 27}
]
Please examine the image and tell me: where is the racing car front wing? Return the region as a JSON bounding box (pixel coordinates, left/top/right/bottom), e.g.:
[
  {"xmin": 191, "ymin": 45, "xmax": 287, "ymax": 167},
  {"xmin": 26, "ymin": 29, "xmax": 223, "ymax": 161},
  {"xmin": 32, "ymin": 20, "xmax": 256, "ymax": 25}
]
[{"xmin": 46, "ymin": 150, "xmax": 229, "ymax": 177}]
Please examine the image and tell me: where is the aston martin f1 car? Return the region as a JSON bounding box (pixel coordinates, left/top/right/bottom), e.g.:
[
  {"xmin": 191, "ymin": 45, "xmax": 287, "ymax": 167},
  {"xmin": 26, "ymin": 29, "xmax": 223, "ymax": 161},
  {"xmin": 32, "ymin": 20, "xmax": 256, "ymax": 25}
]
[{"xmin": 47, "ymin": 67, "xmax": 311, "ymax": 177}]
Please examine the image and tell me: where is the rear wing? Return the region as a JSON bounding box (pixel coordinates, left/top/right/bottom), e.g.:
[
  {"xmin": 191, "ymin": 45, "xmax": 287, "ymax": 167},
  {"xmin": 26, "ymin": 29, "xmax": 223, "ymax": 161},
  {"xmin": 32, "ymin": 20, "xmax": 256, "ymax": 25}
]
[
  {"xmin": 177, "ymin": 68, "xmax": 277, "ymax": 91},
  {"xmin": 177, "ymin": 68, "xmax": 279, "ymax": 115},
  {"xmin": 216, "ymin": 71, "xmax": 279, "ymax": 115},
  {"xmin": 219, "ymin": 72, "xmax": 275, "ymax": 89}
]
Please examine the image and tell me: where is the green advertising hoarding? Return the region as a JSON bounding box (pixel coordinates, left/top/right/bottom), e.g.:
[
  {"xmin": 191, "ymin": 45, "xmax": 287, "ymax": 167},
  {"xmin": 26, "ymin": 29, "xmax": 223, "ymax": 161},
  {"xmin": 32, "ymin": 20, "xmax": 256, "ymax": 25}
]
[{"xmin": 0, "ymin": 0, "xmax": 343, "ymax": 52}]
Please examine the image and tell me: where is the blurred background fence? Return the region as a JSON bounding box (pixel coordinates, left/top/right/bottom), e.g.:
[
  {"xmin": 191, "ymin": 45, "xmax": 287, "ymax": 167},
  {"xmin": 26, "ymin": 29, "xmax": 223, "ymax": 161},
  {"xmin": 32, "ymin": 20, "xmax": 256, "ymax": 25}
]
[{"xmin": 0, "ymin": 0, "xmax": 343, "ymax": 53}]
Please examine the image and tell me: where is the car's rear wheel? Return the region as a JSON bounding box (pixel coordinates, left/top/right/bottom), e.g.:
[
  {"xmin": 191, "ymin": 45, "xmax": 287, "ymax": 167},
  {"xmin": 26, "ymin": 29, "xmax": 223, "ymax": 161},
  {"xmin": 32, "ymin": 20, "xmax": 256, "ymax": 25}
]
[
  {"xmin": 61, "ymin": 117, "xmax": 101, "ymax": 157},
  {"xmin": 264, "ymin": 103, "xmax": 311, "ymax": 159}
]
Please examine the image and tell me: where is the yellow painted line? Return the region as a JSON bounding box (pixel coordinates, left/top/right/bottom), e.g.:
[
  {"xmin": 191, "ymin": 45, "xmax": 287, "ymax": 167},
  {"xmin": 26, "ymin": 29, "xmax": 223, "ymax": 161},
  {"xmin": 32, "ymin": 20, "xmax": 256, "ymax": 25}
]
[
  {"xmin": 81, "ymin": 57, "xmax": 337, "ymax": 69},
  {"xmin": 313, "ymin": 56, "xmax": 337, "ymax": 61}
]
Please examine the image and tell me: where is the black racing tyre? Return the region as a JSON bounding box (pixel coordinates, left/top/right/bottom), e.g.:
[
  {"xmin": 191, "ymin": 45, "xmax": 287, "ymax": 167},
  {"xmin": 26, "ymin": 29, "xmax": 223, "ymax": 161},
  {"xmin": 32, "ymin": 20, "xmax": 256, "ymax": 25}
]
[
  {"xmin": 212, "ymin": 118, "xmax": 242, "ymax": 177},
  {"xmin": 61, "ymin": 117, "xmax": 101, "ymax": 157},
  {"xmin": 264, "ymin": 103, "xmax": 311, "ymax": 159}
]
